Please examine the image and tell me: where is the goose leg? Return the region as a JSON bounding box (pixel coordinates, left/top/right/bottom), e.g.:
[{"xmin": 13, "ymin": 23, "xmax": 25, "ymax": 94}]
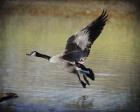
[
  {"xmin": 76, "ymin": 71, "xmax": 86, "ymax": 88},
  {"xmin": 83, "ymin": 75, "xmax": 90, "ymax": 85},
  {"xmin": 66, "ymin": 62, "xmax": 86, "ymax": 88}
]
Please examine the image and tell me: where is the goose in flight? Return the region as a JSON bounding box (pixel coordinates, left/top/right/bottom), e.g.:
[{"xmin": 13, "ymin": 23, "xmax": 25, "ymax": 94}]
[{"xmin": 27, "ymin": 10, "xmax": 108, "ymax": 88}]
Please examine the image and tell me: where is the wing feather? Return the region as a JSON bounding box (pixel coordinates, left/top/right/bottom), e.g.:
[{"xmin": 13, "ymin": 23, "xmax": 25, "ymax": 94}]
[{"xmin": 63, "ymin": 10, "xmax": 108, "ymax": 62}]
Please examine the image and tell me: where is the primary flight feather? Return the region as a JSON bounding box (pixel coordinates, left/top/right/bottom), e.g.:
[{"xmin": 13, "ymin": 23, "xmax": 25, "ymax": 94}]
[{"xmin": 62, "ymin": 10, "xmax": 108, "ymax": 63}]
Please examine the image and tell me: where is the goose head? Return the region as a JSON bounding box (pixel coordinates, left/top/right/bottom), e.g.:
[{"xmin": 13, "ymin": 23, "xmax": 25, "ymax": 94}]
[{"xmin": 26, "ymin": 51, "xmax": 38, "ymax": 56}]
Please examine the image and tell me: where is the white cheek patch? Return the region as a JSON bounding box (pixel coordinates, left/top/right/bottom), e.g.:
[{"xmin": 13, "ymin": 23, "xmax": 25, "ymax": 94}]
[
  {"xmin": 31, "ymin": 52, "xmax": 36, "ymax": 56},
  {"xmin": 74, "ymin": 30, "xmax": 90, "ymax": 50}
]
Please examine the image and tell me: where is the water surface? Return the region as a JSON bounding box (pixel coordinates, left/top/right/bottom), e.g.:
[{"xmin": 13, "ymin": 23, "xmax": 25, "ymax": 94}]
[{"xmin": 0, "ymin": 5, "xmax": 140, "ymax": 112}]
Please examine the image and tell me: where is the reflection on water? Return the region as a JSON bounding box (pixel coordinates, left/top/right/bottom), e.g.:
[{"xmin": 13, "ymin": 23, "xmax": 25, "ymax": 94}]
[{"xmin": 0, "ymin": 2, "xmax": 140, "ymax": 112}]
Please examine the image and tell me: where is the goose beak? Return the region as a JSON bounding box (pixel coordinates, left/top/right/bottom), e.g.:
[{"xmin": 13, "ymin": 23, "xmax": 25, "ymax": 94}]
[{"xmin": 26, "ymin": 53, "xmax": 31, "ymax": 56}]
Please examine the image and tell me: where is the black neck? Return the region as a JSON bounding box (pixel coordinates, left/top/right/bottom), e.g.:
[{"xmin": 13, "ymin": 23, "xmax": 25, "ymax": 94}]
[{"xmin": 36, "ymin": 52, "xmax": 51, "ymax": 60}]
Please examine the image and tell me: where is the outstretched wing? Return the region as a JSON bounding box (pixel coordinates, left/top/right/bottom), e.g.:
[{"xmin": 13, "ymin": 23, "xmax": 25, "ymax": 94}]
[{"xmin": 62, "ymin": 10, "xmax": 108, "ymax": 62}]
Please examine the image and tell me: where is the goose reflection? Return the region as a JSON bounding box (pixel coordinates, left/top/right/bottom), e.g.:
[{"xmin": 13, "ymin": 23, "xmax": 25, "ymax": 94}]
[{"xmin": 65, "ymin": 95, "xmax": 94, "ymax": 109}]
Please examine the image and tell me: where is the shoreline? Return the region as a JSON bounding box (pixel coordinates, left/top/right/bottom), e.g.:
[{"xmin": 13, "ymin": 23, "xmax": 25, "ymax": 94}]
[{"xmin": 0, "ymin": 1, "xmax": 136, "ymax": 19}]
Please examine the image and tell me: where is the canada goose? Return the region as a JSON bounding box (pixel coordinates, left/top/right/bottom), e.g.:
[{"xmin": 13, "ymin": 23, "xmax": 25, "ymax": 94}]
[
  {"xmin": 26, "ymin": 10, "xmax": 108, "ymax": 88},
  {"xmin": 0, "ymin": 93, "xmax": 18, "ymax": 102}
]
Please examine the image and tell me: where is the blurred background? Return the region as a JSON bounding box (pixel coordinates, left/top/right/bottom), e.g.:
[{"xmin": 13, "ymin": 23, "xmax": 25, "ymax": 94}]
[{"xmin": 0, "ymin": 0, "xmax": 140, "ymax": 112}]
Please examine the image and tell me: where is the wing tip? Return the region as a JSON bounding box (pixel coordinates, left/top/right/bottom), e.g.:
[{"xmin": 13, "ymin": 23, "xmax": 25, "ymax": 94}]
[{"xmin": 100, "ymin": 9, "xmax": 108, "ymax": 22}]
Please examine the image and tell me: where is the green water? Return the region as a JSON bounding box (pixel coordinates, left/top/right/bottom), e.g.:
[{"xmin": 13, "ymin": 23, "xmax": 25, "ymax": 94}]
[{"xmin": 0, "ymin": 14, "xmax": 140, "ymax": 112}]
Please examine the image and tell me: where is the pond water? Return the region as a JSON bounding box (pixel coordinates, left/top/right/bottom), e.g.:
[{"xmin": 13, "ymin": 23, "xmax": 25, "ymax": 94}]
[{"xmin": 0, "ymin": 10, "xmax": 140, "ymax": 112}]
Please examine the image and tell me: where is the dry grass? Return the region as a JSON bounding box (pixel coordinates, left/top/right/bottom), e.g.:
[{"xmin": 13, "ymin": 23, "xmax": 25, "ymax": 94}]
[{"xmin": 0, "ymin": 0, "xmax": 137, "ymax": 19}]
